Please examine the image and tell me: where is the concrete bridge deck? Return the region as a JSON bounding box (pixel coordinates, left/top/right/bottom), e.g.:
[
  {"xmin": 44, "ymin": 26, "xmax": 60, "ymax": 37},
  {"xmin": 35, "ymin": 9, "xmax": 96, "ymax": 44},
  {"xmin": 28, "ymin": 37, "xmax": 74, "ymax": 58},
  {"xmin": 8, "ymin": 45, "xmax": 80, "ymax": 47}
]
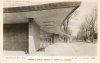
[{"xmin": 4, "ymin": 2, "xmax": 81, "ymax": 35}]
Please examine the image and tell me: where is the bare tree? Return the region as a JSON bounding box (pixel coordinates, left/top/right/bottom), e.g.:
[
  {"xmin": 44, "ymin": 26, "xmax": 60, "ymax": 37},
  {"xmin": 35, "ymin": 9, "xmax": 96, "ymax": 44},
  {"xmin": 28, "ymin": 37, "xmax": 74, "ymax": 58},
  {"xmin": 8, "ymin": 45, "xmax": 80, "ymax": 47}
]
[
  {"xmin": 62, "ymin": 9, "xmax": 80, "ymax": 42},
  {"xmin": 76, "ymin": 7, "xmax": 97, "ymax": 42}
]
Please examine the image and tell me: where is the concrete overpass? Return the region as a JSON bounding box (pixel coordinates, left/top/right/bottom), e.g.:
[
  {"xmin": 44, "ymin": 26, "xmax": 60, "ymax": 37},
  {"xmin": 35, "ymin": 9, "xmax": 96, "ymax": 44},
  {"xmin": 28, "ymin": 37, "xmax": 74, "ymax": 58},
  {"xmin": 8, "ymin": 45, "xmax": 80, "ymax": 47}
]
[
  {"xmin": 3, "ymin": 2, "xmax": 81, "ymax": 54},
  {"xmin": 4, "ymin": 2, "xmax": 81, "ymax": 34}
]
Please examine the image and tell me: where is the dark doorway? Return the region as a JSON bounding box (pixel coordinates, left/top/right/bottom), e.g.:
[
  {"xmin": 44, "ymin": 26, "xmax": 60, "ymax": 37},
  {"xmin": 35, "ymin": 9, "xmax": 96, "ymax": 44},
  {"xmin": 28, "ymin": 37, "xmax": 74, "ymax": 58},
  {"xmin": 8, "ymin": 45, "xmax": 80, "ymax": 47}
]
[{"xmin": 3, "ymin": 23, "xmax": 28, "ymax": 52}]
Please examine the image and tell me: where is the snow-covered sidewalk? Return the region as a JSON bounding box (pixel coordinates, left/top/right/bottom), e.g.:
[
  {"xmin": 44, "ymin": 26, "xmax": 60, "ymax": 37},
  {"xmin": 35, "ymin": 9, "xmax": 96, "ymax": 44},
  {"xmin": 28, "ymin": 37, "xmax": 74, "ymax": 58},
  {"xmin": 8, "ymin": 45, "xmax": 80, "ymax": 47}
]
[
  {"xmin": 45, "ymin": 42, "xmax": 97, "ymax": 56},
  {"xmin": 4, "ymin": 42, "xmax": 97, "ymax": 56}
]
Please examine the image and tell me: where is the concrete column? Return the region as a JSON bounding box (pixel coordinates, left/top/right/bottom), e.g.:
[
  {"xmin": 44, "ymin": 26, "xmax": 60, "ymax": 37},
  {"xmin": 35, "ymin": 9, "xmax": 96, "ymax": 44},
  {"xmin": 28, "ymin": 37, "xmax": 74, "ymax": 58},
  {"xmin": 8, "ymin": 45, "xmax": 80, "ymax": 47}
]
[
  {"xmin": 28, "ymin": 18, "xmax": 40, "ymax": 54},
  {"xmin": 54, "ymin": 34, "xmax": 59, "ymax": 43}
]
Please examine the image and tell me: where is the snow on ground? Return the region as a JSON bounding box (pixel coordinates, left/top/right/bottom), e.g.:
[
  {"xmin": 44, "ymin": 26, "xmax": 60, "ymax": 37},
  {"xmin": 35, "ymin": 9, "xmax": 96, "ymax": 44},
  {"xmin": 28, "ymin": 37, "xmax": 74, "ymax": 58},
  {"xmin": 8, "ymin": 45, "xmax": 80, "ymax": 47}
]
[
  {"xmin": 4, "ymin": 42, "xmax": 97, "ymax": 56},
  {"xmin": 45, "ymin": 42, "xmax": 97, "ymax": 56},
  {"xmin": 3, "ymin": 51, "xmax": 26, "ymax": 56},
  {"xmin": 3, "ymin": 51, "xmax": 47, "ymax": 56}
]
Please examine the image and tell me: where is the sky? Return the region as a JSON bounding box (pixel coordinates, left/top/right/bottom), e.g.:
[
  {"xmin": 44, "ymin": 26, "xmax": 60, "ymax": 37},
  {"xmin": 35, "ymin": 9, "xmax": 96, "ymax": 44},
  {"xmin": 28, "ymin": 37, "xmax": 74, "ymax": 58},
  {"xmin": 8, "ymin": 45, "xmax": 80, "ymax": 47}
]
[
  {"xmin": 4, "ymin": 0, "xmax": 73, "ymax": 8},
  {"xmin": 68, "ymin": 2, "xmax": 97, "ymax": 36}
]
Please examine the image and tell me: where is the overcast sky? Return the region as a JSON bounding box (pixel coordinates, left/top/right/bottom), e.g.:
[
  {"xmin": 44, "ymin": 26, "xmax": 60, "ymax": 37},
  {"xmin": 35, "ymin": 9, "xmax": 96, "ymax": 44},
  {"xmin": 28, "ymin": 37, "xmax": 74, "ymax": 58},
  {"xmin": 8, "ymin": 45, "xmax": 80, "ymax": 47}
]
[
  {"xmin": 4, "ymin": 0, "xmax": 71, "ymax": 8},
  {"xmin": 68, "ymin": 2, "xmax": 97, "ymax": 36}
]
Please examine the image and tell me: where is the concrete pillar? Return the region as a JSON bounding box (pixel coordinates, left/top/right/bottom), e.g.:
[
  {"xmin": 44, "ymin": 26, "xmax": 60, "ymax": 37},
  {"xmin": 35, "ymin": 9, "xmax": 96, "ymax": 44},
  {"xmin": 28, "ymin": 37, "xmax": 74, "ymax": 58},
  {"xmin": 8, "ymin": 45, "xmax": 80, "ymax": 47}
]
[
  {"xmin": 28, "ymin": 18, "xmax": 40, "ymax": 54},
  {"xmin": 54, "ymin": 34, "xmax": 59, "ymax": 43}
]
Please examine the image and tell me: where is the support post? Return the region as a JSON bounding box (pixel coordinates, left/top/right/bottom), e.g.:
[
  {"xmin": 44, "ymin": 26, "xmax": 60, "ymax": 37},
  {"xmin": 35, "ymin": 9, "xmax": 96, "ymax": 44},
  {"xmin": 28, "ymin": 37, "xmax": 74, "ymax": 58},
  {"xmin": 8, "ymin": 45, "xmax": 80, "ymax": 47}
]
[{"xmin": 28, "ymin": 18, "xmax": 40, "ymax": 54}]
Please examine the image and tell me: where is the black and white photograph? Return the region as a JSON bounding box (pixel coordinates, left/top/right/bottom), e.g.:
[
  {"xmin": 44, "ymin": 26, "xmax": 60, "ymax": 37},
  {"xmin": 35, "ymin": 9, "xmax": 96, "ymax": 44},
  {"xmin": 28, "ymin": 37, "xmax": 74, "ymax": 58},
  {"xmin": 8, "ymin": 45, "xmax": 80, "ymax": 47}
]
[{"xmin": 3, "ymin": 1, "xmax": 98, "ymax": 56}]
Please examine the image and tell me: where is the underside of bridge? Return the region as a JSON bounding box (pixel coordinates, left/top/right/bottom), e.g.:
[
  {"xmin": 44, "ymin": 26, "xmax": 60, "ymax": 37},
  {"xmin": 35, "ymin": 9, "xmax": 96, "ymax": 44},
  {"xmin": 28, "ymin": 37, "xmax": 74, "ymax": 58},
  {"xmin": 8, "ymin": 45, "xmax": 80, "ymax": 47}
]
[
  {"xmin": 3, "ymin": 2, "xmax": 81, "ymax": 54},
  {"xmin": 4, "ymin": 2, "xmax": 81, "ymax": 34}
]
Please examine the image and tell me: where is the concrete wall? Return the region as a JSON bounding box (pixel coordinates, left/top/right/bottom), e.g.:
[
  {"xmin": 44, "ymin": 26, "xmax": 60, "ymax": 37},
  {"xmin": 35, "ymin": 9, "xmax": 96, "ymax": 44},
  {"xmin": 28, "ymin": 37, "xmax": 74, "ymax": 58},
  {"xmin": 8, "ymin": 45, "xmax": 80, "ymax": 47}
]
[
  {"xmin": 29, "ymin": 19, "xmax": 40, "ymax": 54},
  {"xmin": 3, "ymin": 23, "xmax": 28, "ymax": 52}
]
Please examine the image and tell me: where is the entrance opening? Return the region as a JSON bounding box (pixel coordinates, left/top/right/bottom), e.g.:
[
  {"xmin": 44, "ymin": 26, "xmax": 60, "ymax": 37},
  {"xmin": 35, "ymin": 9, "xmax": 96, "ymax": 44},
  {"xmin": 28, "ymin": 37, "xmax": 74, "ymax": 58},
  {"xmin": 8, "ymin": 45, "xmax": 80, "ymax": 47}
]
[{"xmin": 3, "ymin": 23, "xmax": 28, "ymax": 53}]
